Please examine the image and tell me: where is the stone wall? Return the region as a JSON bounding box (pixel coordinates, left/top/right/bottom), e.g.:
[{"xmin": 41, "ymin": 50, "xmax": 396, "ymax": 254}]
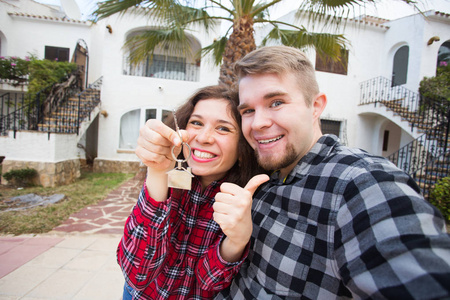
[
  {"xmin": 1, "ymin": 159, "xmax": 81, "ymax": 187},
  {"xmin": 93, "ymin": 159, "xmax": 141, "ymax": 174}
]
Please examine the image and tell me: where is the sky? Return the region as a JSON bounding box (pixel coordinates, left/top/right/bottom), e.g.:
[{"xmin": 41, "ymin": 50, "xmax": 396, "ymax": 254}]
[{"xmin": 36, "ymin": 0, "xmax": 450, "ymax": 21}]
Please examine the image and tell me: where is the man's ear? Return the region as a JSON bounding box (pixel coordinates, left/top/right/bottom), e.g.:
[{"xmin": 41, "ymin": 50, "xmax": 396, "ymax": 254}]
[{"xmin": 312, "ymin": 93, "xmax": 327, "ymax": 121}]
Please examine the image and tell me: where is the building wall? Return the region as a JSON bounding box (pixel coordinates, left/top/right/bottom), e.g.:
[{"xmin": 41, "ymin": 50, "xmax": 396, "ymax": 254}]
[{"xmin": 0, "ymin": 4, "xmax": 91, "ymax": 60}]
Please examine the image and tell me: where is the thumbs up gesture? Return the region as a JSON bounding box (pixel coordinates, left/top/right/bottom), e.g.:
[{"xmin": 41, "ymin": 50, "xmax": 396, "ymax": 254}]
[{"xmin": 213, "ymin": 174, "xmax": 270, "ymax": 262}]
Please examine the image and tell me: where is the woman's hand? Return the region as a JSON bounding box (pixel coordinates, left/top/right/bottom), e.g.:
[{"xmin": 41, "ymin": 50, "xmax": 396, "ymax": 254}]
[
  {"xmin": 135, "ymin": 119, "xmax": 189, "ymax": 202},
  {"xmin": 136, "ymin": 119, "xmax": 188, "ymax": 172}
]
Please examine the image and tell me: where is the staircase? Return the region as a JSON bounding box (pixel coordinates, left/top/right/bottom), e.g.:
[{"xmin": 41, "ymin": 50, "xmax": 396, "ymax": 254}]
[
  {"xmin": 38, "ymin": 87, "xmax": 101, "ymax": 136},
  {"xmin": 360, "ymin": 76, "xmax": 449, "ymax": 199},
  {"xmin": 0, "ymin": 76, "xmax": 102, "ymax": 138}
]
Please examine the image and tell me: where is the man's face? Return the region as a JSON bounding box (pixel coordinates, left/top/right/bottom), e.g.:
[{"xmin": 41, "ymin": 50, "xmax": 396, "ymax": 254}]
[{"xmin": 238, "ymin": 72, "xmax": 322, "ymax": 178}]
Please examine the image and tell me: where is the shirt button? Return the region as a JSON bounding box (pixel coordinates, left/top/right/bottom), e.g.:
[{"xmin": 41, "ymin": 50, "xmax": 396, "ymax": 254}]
[
  {"xmin": 185, "ymin": 229, "xmax": 190, "ymax": 235},
  {"xmin": 176, "ymin": 259, "xmax": 181, "ymax": 264}
]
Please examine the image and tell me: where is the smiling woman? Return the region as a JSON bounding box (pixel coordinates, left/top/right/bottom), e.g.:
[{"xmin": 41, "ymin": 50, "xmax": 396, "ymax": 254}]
[
  {"xmin": 117, "ymin": 85, "xmax": 266, "ymax": 300},
  {"xmin": 183, "ymin": 99, "xmax": 240, "ymax": 187}
]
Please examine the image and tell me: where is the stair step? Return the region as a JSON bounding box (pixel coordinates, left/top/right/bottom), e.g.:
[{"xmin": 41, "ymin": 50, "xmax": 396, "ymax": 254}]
[{"xmin": 44, "ymin": 116, "xmax": 78, "ymax": 124}]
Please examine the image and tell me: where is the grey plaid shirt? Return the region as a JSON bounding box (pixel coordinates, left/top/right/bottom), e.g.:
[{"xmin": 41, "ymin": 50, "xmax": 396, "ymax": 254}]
[{"xmin": 217, "ymin": 134, "xmax": 450, "ymax": 299}]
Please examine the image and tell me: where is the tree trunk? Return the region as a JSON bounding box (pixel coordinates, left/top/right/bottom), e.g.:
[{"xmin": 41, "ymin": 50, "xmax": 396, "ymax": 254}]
[{"xmin": 219, "ymin": 15, "xmax": 256, "ymax": 87}]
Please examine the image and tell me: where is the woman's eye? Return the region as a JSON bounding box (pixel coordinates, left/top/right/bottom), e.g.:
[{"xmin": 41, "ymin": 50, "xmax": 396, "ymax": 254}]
[
  {"xmin": 189, "ymin": 120, "xmax": 202, "ymax": 126},
  {"xmin": 217, "ymin": 126, "xmax": 231, "ymax": 132}
]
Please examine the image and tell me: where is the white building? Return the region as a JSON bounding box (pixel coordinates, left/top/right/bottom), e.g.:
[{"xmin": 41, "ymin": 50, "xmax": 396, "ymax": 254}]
[{"xmin": 1, "ymin": 0, "xmax": 449, "ymax": 192}]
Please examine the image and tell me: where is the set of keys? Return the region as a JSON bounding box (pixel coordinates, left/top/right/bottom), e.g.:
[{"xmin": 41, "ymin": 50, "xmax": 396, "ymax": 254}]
[{"xmin": 166, "ymin": 110, "xmax": 193, "ymax": 190}]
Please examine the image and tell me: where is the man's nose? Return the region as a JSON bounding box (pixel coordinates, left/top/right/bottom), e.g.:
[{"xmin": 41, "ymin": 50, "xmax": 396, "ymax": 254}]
[{"xmin": 252, "ymin": 109, "xmax": 272, "ymax": 130}]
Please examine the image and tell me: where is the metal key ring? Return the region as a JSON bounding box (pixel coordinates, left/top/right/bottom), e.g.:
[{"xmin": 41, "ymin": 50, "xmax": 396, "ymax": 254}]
[{"xmin": 171, "ymin": 142, "xmax": 192, "ymax": 163}]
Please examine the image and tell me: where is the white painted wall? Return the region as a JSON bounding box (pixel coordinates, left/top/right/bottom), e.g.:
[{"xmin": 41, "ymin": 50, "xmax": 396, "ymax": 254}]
[
  {"xmin": 1, "ymin": 131, "xmax": 80, "ymax": 162},
  {"xmin": 0, "ymin": 9, "xmax": 90, "ymax": 60}
]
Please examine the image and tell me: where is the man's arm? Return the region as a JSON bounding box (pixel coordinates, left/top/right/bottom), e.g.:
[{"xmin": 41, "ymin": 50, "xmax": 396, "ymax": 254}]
[{"xmin": 334, "ymin": 161, "xmax": 450, "ymax": 299}]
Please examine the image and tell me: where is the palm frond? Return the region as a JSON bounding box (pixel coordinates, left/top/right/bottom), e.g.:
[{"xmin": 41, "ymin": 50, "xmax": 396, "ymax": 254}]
[
  {"xmin": 175, "ymin": 5, "xmax": 230, "ymax": 31},
  {"xmin": 262, "ymin": 25, "xmax": 348, "ymax": 61},
  {"xmin": 251, "ymin": 0, "xmax": 281, "ymax": 18},
  {"xmin": 201, "ymin": 36, "xmax": 228, "ymax": 66},
  {"xmin": 124, "ymin": 27, "xmax": 195, "ymax": 66},
  {"xmin": 92, "ymin": 0, "xmax": 179, "ymax": 22}
]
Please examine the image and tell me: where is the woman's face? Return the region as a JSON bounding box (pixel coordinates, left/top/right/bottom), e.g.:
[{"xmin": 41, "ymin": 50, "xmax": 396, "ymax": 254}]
[{"xmin": 184, "ymin": 98, "xmax": 240, "ymax": 187}]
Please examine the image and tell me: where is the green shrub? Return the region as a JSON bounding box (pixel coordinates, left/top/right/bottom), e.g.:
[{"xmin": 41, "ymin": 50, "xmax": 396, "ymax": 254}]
[
  {"xmin": 0, "ymin": 55, "xmax": 77, "ymax": 96},
  {"xmin": 419, "ymin": 65, "xmax": 450, "ymax": 119},
  {"xmin": 3, "ymin": 168, "xmax": 38, "ymax": 187},
  {"xmin": 429, "ymin": 177, "xmax": 450, "ymax": 222},
  {"xmin": 27, "ymin": 57, "xmax": 77, "ymax": 95}
]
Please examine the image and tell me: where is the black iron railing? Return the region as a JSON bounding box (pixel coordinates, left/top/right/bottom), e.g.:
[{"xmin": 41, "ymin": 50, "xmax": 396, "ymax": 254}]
[
  {"xmin": 360, "ymin": 76, "xmax": 449, "ymax": 199},
  {"xmin": 123, "ymin": 56, "xmax": 200, "ymax": 82},
  {"xmin": 0, "ymin": 76, "xmax": 102, "ymax": 137},
  {"xmin": 413, "ymin": 151, "xmax": 450, "ymax": 199},
  {"xmin": 359, "ymin": 76, "xmax": 446, "ymax": 133},
  {"xmin": 0, "ymin": 86, "xmax": 52, "ymax": 137}
]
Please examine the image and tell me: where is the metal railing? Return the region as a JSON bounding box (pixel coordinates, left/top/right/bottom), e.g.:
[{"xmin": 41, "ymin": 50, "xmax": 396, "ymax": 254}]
[
  {"xmin": 0, "ymin": 87, "xmax": 51, "ymax": 137},
  {"xmin": 123, "ymin": 57, "xmax": 200, "ymax": 82},
  {"xmin": 0, "ymin": 76, "xmax": 102, "ymax": 137},
  {"xmin": 360, "ymin": 76, "xmax": 449, "ymax": 199},
  {"xmin": 387, "ymin": 120, "xmax": 449, "ymax": 174},
  {"xmin": 359, "ymin": 76, "xmax": 446, "ymax": 133},
  {"xmin": 413, "ymin": 151, "xmax": 450, "ymax": 199}
]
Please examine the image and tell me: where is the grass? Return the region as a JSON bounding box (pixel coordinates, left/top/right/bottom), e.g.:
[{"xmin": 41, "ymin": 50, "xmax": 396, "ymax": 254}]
[{"xmin": 0, "ymin": 171, "xmax": 134, "ymax": 235}]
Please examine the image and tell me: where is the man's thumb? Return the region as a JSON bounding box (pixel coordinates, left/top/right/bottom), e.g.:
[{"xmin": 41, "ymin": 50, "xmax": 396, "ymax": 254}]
[{"xmin": 244, "ymin": 174, "xmax": 270, "ymax": 195}]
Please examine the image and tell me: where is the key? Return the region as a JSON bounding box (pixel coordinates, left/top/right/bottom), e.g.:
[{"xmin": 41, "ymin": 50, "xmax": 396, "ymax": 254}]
[{"xmin": 167, "ymin": 110, "xmax": 193, "ymax": 190}]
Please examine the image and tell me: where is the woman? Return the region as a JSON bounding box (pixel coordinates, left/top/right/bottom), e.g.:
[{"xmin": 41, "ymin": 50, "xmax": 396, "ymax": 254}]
[{"xmin": 118, "ymin": 85, "xmax": 268, "ymax": 299}]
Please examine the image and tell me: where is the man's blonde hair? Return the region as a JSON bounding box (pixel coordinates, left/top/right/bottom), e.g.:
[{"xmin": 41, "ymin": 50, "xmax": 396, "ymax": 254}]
[{"xmin": 234, "ymin": 46, "xmax": 319, "ymax": 107}]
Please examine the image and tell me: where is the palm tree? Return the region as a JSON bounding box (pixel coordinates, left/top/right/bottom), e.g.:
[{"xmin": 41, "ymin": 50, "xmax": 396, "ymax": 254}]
[{"xmin": 92, "ymin": 0, "xmax": 418, "ymax": 86}]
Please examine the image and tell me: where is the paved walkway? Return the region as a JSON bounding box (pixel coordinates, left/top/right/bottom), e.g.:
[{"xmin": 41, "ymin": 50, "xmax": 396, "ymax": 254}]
[{"xmin": 0, "ymin": 171, "xmax": 145, "ymax": 300}]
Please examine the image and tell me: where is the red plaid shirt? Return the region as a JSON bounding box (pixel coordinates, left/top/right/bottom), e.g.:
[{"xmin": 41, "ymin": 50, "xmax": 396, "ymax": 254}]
[{"xmin": 117, "ymin": 177, "xmax": 248, "ymax": 299}]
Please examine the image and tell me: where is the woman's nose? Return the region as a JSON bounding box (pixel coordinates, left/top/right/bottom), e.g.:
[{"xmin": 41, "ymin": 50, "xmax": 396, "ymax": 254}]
[{"xmin": 196, "ymin": 128, "xmax": 214, "ymax": 144}]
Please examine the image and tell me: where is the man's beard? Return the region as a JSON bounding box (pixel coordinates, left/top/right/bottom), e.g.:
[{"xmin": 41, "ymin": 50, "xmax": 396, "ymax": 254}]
[{"xmin": 255, "ymin": 144, "xmax": 298, "ymax": 171}]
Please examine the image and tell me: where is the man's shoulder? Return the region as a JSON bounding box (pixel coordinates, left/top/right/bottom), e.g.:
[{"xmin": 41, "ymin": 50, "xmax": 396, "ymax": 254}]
[{"xmin": 324, "ymin": 140, "xmax": 394, "ymax": 170}]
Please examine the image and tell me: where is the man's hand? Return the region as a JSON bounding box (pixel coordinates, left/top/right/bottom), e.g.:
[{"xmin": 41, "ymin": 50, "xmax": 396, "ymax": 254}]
[{"xmin": 213, "ymin": 174, "xmax": 270, "ymax": 262}]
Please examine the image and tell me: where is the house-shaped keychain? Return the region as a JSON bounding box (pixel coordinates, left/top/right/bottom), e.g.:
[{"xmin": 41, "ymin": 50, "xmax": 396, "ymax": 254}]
[{"xmin": 167, "ymin": 161, "xmax": 194, "ymax": 190}]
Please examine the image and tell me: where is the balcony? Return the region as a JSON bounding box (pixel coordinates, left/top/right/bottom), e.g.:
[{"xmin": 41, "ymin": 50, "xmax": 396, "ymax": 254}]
[{"xmin": 123, "ymin": 54, "xmax": 200, "ymax": 82}]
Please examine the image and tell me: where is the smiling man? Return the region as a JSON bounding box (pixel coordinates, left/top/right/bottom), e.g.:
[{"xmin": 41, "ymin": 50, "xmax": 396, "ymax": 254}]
[{"xmin": 216, "ymin": 46, "xmax": 450, "ymax": 299}]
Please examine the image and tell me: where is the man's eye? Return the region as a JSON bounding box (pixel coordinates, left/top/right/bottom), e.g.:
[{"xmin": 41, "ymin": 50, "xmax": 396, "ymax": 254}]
[
  {"xmin": 270, "ymin": 100, "xmax": 283, "ymax": 108},
  {"xmin": 241, "ymin": 109, "xmax": 254, "ymax": 115}
]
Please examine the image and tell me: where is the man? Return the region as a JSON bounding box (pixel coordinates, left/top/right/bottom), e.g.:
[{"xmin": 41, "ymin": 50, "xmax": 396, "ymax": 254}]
[{"xmin": 215, "ymin": 46, "xmax": 450, "ymax": 299}]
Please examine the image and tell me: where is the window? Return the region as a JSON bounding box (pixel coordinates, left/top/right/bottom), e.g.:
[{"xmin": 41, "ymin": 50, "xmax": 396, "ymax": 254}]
[
  {"xmin": 123, "ymin": 30, "xmax": 201, "ymax": 81},
  {"xmin": 321, "ymin": 119, "xmax": 341, "ymax": 137},
  {"xmin": 382, "ymin": 130, "xmax": 390, "ymax": 151},
  {"xmin": 119, "ymin": 109, "xmax": 140, "ymax": 149},
  {"xmin": 119, "ymin": 108, "xmax": 172, "ymax": 149},
  {"xmin": 392, "ymin": 46, "xmax": 409, "ymax": 86},
  {"xmin": 45, "ymin": 46, "xmax": 70, "ymax": 62},
  {"xmin": 437, "ymin": 41, "xmax": 450, "ymax": 69},
  {"xmin": 315, "ymin": 49, "xmax": 349, "ymax": 75},
  {"xmin": 147, "ymin": 55, "xmax": 187, "ymax": 80}
]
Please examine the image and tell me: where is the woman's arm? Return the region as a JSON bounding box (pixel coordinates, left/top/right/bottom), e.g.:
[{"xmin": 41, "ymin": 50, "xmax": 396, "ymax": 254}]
[
  {"xmin": 117, "ymin": 185, "xmax": 172, "ymax": 290},
  {"xmin": 136, "ymin": 119, "xmax": 187, "ymax": 202},
  {"xmin": 196, "ymin": 235, "xmax": 250, "ymax": 292}
]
